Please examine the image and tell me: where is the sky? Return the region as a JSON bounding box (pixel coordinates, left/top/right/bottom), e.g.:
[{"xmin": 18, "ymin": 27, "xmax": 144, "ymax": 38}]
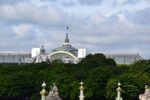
[{"xmin": 0, "ymin": 0, "xmax": 150, "ymax": 58}]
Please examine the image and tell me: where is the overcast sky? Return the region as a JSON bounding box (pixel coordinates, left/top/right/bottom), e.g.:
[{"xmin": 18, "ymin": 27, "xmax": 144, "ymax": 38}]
[{"xmin": 0, "ymin": 0, "xmax": 150, "ymax": 58}]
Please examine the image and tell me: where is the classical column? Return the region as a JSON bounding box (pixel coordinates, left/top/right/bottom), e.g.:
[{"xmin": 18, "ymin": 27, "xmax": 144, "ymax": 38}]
[
  {"xmin": 40, "ymin": 81, "xmax": 47, "ymax": 100},
  {"xmin": 79, "ymin": 81, "xmax": 84, "ymax": 100},
  {"xmin": 116, "ymin": 82, "xmax": 123, "ymax": 100}
]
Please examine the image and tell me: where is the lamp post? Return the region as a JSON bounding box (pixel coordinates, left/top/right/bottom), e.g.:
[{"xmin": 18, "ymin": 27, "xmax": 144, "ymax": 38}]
[
  {"xmin": 116, "ymin": 82, "xmax": 123, "ymax": 100},
  {"xmin": 79, "ymin": 81, "xmax": 84, "ymax": 100},
  {"xmin": 40, "ymin": 81, "xmax": 47, "ymax": 100}
]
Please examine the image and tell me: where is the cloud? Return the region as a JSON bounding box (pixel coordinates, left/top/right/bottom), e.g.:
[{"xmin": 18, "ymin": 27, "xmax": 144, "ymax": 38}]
[
  {"xmin": 0, "ymin": 2, "xmax": 65, "ymax": 26},
  {"xmin": 123, "ymin": 0, "xmax": 139, "ymax": 5},
  {"xmin": 126, "ymin": 7, "xmax": 150, "ymax": 25},
  {"xmin": 78, "ymin": 0, "xmax": 103, "ymax": 5},
  {"xmin": 0, "ymin": 0, "xmax": 150, "ymax": 58},
  {"xmin": 13, "ymin": 24, "xmax": 34, "ymax": 37},
  {"xmin": 62, "ymin": 1, "xmax": 76, "ymax": 7},
  {"xmin": 0, "ymin": 0, "xmax": 27, "ymax": 5},
  {"xmin": 68, "ymin": 12, "xmax": 150, "ymax": 58},
  {"xmin": 38, "ymin": 0, "xmax": 57, "ymax": 2}
]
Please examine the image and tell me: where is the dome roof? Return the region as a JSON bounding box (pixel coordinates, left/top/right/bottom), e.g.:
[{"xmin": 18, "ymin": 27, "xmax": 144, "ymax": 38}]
[
  {"xmin": 53, "ymin": 44, "xmax": 77, "ymax": 52},
  {"xmin": 52, "ymin": 33, "xmax": 78, "ymax": 55}
]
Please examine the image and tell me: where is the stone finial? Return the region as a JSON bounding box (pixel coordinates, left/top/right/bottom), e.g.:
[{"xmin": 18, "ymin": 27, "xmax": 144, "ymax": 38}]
[
  {"xmin": 79, "ymin": 81, "xmax": 84, "ymax": 100},
  {"xmin": 40, "ymin": 81, "xmax": 47, "ymax": 100},
  {"xmin": 42, "ymin": 81, "xmax": 46, "ymax": 88},
  {"xmin": 116, "ymin": 82, "xmax": 123, "ymax": 100}
]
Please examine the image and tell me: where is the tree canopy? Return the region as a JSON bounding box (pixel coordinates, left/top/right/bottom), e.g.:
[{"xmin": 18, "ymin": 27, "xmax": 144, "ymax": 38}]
[{"xmin": 0, "ymin": 53, "xmax": 149, "ymax": 100}]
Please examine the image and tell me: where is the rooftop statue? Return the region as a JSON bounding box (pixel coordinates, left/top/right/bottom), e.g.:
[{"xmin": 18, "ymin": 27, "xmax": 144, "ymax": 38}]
[
  {"xmin": 46, "ymin": 83, "xmax": 62, "ymax": 100},
  {"xmin": 139, "ymin": 85, "xmax": 150, "ymax": 100}
]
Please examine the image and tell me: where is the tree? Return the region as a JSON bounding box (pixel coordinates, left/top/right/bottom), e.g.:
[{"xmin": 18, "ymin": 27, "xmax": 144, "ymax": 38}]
[
  {"xmin": 79, "ymin": 53, "xmax": 116, "ymax": 68},
  {"xmin": 119, "ymin": 72, "xmax": 143, "ymax": 100},
  {"xmin": 85, "ymin": 67, "xmax": 114, "ymax": 100}
]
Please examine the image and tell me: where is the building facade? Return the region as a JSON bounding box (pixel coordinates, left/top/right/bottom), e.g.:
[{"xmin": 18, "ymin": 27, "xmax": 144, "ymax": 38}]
[
  {"xmin": 0, "ymin": 52, "xmax": 32, "ymax": 64},
  {"xmin": 105, "ymin": 53, "xmax": 142, "ymax": 64},
  {"xmin": 0, "ymin": 34, "xmax": 143, "ymax": 64},
  {"xmin": 48, "ymin": 33, "xmax": 80, "ymax": 64}
]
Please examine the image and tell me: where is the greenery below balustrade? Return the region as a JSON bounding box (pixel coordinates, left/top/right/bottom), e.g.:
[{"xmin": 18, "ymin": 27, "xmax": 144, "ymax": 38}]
[{"xmin": 0, "ymin": 53, "xmax": 149, "ymax": 100}]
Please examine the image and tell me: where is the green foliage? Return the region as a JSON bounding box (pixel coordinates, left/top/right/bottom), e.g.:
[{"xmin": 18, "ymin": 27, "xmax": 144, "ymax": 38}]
[
  {"xmin": 79, "ymin": 53, "xmax": 116, "ymax": 67},
  {"xmin": 119, "ymin": 72, "xmax": 143, "ymax": 100},
  {"xmin": 0, "ymin": 54, "xmax": 149, "ymax": 100},
  {"xmin": 106, "ymin": 78, "xmax": 118, "ymax": 100}
]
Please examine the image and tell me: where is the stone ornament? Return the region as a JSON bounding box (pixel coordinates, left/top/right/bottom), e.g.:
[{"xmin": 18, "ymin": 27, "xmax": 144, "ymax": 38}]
[{"xmin": 139, "ymin": 85, "xmax": 150, "ymax": 100}]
